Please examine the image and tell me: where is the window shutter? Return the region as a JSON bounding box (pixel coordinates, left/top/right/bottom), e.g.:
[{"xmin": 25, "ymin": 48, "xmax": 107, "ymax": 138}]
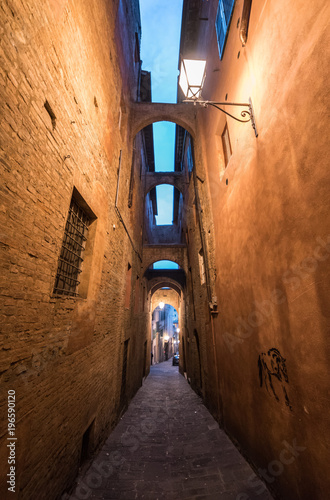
[
  {"xmin": 215, "ymin": 0, "xmax": 236, "ymax": 59},
  {"xmin": 223, "ymin": 0, "xmax": 235, "ymax": 25},
  {"xmin": 216, "ymin": 1, "xmax": 225, "ymax": 57}
]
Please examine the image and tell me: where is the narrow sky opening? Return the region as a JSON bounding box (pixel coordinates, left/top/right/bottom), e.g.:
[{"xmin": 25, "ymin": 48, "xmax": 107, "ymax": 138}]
[
  {"xmin": 140, "ymin": 0, "xmax": 183, "ymax": 220},
  {"xmin": 155, "ymin": 184, "xmax": 174, "ymax": 225},
  {"xmin": 140, "ymin": 1, "xmax": 183, "ymax": 104},
  {"xmin": 153, "ymin": 260, "xmax": 179, "ymax": 270},
  {"xmin": 153, "ymin": 122, "xmax": 176, "ymax": 173}
]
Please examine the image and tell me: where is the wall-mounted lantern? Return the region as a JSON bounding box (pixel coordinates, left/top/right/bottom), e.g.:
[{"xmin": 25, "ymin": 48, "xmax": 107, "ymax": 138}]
[{"xmin": 179, "ymin": 58, "xmax": 258, "ymax": 137}]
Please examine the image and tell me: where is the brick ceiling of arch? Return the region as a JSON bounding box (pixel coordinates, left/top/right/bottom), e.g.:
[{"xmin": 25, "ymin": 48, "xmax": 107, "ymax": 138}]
[
  {"xmin": 142, "ymin": 246, "xmax": 188, "ymax": 276},
  {"xmin": 145, "ymin": 269, "xmax": 186, "ymax": 290},
  {"xmin": 149, "ymin": 278, "xmax": 182, "ymax": 296},
  {"xmin": 151, "ymin": 288, "xmax": 180, "ymax": 313}
]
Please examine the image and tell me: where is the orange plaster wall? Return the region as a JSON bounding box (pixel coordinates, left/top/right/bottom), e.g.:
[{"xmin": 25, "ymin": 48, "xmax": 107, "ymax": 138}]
[{"xmin": 197, "ymin": 0, "xmax": 330, "ymax": 498}]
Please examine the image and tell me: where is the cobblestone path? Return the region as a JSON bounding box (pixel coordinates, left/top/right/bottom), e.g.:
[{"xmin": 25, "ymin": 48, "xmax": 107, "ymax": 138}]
[{"xmin": 68, "ymin": 360, "xmax": 273, "ymax": 500}]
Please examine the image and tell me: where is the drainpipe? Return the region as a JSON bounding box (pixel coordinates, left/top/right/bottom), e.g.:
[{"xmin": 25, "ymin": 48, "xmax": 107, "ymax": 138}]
[
  {"xmin": 115, "ymin": 150, "xmax": 142, "ymax": 262},
  {"xmin": 239, "ymin": 0, "xmax": 252, "ymax": 46}
]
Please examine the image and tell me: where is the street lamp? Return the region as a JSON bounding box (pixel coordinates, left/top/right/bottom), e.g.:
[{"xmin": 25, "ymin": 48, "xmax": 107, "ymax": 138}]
[
  {"xmin": 159, "ymin": 302, "xmax": 164, "ymax": 309},
  {"xmin": 179, "ymin": 58, "xmax": 258, "ymax": 137}
]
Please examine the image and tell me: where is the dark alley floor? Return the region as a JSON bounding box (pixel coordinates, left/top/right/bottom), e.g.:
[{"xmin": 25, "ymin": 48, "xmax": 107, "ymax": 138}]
[{"xmin": 67, "ymin": 360, "xmax": 274, "ymax": 500}]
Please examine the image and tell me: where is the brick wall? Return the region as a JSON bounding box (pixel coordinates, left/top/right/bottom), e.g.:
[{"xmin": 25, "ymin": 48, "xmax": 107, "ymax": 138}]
[{"xmin": 0, "ymin": 0, "xmax": 150, "ymax": 498}]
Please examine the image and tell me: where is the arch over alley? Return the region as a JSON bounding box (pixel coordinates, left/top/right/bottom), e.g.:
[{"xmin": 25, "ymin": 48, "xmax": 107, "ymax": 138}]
[
  {"xmin": 149, "ymin": 278, "xmax": 182, "ymax": 296},
  {"xmin": 151, "ymin": 287, "xmax": 181, "ymax": 313},
  {"xmin": 145, "ymin": 173, "xmax": 186, "ymax": 196},
  {"xmin": 130, "ymin": 102, "xmax": 197, "ymax": 139},
  {"xmin": 142, "ymin": 247, "xmax": 188, "ymax": 275}
]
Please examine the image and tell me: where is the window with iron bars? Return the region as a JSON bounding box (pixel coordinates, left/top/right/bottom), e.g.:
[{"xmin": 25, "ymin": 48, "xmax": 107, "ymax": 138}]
[{"xmin": 53, "ymin": 194, "xmax": 93, "ymax": 296}]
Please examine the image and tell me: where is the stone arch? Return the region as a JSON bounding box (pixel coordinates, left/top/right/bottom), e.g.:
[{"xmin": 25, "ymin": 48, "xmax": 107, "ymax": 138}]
[
  {"xmin": 150, "ymin": 279, "xmax": 182, "ymax": 296},
  {"xmin": 130, "ymin": 102, "xmax": 197, "ymax": 140},
  {"xmin": 145, "ymin": 177, "xmax": 185, "ymax": 196},
  {"xmin": 144, "ymin": 259, "xmax": 184, "ymax": 273},
  {"xmin": 143, "ymin": 248, "xmax": 187, "ymax": 275},
  {"xmin": 151, "ymin": 288, "xmax": 180, "ymax": 313}
]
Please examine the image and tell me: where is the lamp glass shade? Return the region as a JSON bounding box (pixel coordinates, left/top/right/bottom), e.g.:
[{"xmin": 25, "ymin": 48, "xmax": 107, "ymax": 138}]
[
  {"xmin": 179, "ymin": 62, "xmax": 189, "ymax": 97},
  {"xmin": 179, "ymin": 59, "xmax": 206, "ymax": 99}
]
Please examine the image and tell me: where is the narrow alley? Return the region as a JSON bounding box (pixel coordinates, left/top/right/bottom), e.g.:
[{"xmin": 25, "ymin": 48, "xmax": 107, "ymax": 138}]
[
  {"xmin": 68, "ymin": 362, "xmax": 273, "ymax": 500},
  {"xmin": 1, "ymin": 0, "xmax": 329, "ymax": 499}
]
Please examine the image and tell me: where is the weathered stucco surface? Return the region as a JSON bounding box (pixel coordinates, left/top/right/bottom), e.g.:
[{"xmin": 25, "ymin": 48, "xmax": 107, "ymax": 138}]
[{"xmin": 191, "ymin": 0, "xmax": 330, "ymax": 498}]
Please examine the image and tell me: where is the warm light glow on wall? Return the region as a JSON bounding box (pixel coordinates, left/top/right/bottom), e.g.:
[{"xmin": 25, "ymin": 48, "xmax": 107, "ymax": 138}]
[{"xmin": 178, "ymin": 57, "xmax": 258, "ymax": 136}]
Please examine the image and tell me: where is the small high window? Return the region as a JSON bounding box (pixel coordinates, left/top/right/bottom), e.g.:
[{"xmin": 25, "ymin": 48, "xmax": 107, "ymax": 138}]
[
  {"xmin": 221, "ymin": 123, "xmax": 232, "ymax": 167},
  {"xmin": 125, "ymin": 263, "xmax": 132, "ymax": 309},
  {"xmin": 215, "ymin": 0, "xmax": 236, "ymax": 59},
  {"xmin": 53, "ymin": 189, "xmax": 96, "ymax": 297},
  {"xmin": 198, "ymin": 249, "xmax": 206, "ymax": 285}
]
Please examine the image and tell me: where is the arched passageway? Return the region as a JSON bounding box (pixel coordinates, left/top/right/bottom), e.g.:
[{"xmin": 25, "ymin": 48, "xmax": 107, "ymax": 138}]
[
  {"xmin": 151, "ymin": 301, "xmax": 179, "ymax": 365},
  {"xmin": 149, "ymin": 271, "xmax": 184, "ymax": 368}
]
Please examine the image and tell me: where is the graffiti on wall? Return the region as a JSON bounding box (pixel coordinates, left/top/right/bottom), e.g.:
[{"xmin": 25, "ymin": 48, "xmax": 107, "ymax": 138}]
[{"xmin": 258, "ymin": 348, "xmax": 292, "ymax": 411}]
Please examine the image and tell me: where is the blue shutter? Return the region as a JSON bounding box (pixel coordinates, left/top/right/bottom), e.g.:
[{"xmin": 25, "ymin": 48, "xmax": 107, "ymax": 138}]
[
  {"xmin": 215, "ymin": 0, "xmax": 236, "ymax": 59},
  {"xmin": 223, "ymin": 0, "xmax": 235, "ymax": 24},
  {"xmin": 215, "ymin": 2, "xmax": 225, "ymax": 57}
]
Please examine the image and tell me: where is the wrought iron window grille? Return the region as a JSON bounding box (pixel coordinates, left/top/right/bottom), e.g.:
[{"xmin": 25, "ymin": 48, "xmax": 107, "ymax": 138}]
[{"xmin": 53, "ymin": 197, "xmax": 91, "ymax": 296}]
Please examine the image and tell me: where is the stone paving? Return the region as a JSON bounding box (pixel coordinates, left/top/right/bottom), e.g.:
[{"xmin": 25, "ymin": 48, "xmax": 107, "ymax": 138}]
[{"xmin": 68, "ymin": 360, "xmax": 274, "ymax": 500}]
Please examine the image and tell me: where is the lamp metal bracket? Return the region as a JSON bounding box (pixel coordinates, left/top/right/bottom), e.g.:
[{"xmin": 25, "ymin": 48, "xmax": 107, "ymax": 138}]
[{"xmin": 183, "ymin": 97, "xmax": 258, "ymax": 137}]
